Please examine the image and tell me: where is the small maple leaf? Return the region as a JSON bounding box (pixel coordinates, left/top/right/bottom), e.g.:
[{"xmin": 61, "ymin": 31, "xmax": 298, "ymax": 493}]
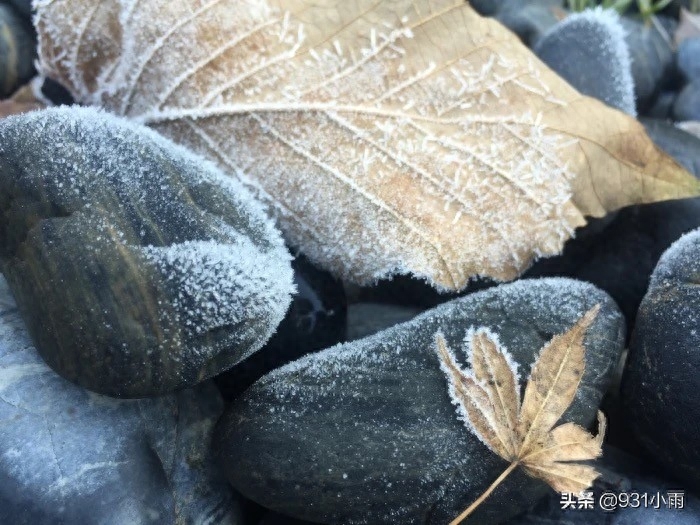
[{"xmin": 435, "ymin": 305, "xmax": 605, "ymax": 524}]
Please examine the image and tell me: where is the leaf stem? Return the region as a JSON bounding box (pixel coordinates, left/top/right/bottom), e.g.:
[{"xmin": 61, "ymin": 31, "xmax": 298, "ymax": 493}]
[{"xmin": 449, "ymin": 461, "xmax": 519, "ymax": 525}]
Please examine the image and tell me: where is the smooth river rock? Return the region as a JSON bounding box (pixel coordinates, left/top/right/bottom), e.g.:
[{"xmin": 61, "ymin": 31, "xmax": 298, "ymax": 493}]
[
  {"xmin": 0, "ymin": 274, "xmax": 242, "ymax": 524},
  {"xmin": 215, "ymin": 278, "xmax": 625, "ymax": 525},
  {"xmin": 0, "ymin": 107, "xmax": 294, "ymax": 398},
  {"xmin": 622, "ymin": 229, "xmax": 700, "ymax": 491}
]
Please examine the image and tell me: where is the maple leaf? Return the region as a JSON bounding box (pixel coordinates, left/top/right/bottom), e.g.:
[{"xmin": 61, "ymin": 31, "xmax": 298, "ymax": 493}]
[
  {"xmin": 435, "ymin": 305, "xmax": 605, "ymax": 524},
  {"xmin": 34, "ymin": 0, "xmax": 700, "ymax": 291}
]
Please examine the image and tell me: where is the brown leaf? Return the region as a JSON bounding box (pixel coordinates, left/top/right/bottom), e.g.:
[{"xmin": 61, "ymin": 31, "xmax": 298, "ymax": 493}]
[
  {"xmin": 435, "ymin": 307, "xmax": 606, "ymax": 523},
  {"xmin": 34, "ymin": 0, "xmax": 700, "ymax": 290},
  {"xmin": 517, "ymin": 305, "xmax": 599, "ymax": 457},
  {"xmin": 0, "ymin": 83, "xmax": 45, "ymax": 119}
]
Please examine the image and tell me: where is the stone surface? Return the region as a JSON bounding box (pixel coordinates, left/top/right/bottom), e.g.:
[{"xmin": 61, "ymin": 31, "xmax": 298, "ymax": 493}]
[
  {"xmin": 673, "ymin": 80, "xmax": 700, "ymax": 121},
  {"xmin": 0, "ymin": 3, "xmax": 35, "ymax": 97},
  {"xmin": 621, "ymin": 16, "xmax": 676, "ymax": 113},
  {"xmin": 0, "ymin": 274, "xmax": 242, "ymax": 525},
  {"xmin": 526, "ymin": 119, "xmax": 700, "ymax": 328},
  {"xmin": 215, "ymin": 255, "xmax": 346, "ymax": 401},
  {"xmin": 496, "ymin": 0, "xmax": 561, "ymax": 47},
  {"xmin": 215, "ymin": 278, "xmax": 625, "ymax": 525},
  {"xmin": 535, "ymin": 8, "xmax": 636, "ymax": 115},
  {"xmin": 622, "ymin": 230, "xmax": 700, "ymax": 492},
  {"xmin": 505, "ymin": 447, "xmax": 700, "ymax": 524},
  {"xmin": 0, "ymin": 107, "xmax": 294, "ymax": 398},
  {"xmin": 346, "ymin": 302, "xmax": 423, "ymax": 342},
  {"xmin": 6, "ymin": 0, "xmax": 32, "ymax": 19},
  {"xmin": 677, "ymin": 37, "xmax": 700, "ymax": 81}
]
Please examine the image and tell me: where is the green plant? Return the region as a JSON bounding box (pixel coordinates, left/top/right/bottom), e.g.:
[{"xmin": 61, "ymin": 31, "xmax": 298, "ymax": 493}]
[
  {"xmin": 636, "ymin": 0, "xmax": 675, "ymax": 21},
  {"xmin": 602, "ymin": 0, "xmax": 635, "ymax": 13}
]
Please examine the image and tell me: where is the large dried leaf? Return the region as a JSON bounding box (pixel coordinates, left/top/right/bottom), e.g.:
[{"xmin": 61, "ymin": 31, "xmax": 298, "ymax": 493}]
[
  {"xmin": 435, "ymin": 306, "xmax": 605, "ymax": 513},
  {"xmin": 34, "ymin": 0, "xmax": 700, "ymax": 290}
]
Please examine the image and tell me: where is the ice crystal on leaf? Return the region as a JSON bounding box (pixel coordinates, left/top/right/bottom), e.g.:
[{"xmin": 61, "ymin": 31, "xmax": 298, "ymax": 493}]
[{"xmin": 34, "ymin": 0, "xmax": 700, "ymax": 290}]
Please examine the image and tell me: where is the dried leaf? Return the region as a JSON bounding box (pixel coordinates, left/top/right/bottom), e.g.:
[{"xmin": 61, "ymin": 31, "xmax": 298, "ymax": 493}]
[
  {"xmin": 0, "ymin": 83, "xmax": 44, "ymax": 118},
  {"xmin": 34, "ymin": 0, "xmax": 700, "ymax": 290},
  {"xmin": 435, "ymin": 306, "xmax": 605, "ymax": 524}
]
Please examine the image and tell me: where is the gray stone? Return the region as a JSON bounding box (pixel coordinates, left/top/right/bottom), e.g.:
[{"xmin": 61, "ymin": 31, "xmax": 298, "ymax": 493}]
[
  {"xmin": 673, "ymin": 81, "xmax": 700, "ymax": 121},
  {"xmin": 621, "ymin": 16, "xmax": 676, "ymax": 113},
  {"xmin": 346, "ymin": 302, "xmax": 423, "ymax": 342},
  {"xmin": 622, "ymin": 229, "xmax": 700, "ymax": 492},
  {"xmin": 215, "ymin": 278, "xmax": 625, "ymax": 525},
  {"xmin": 497, "ymin": 0, "xmax": 561, "ymax": 47},
  {"xmin": 535, "ymin": 8, "xmax": 636, "ymax": 115},
  {"xmin": 0, "ymin": 107, "xmax": 294, "ymax": 398},
  {"xmin": 678, "ymin": 37, "xmax": 700, "ymax": 82},
  {"xmin": 0, "ymin": 275, "xmax": 242, "ymax": 525}
]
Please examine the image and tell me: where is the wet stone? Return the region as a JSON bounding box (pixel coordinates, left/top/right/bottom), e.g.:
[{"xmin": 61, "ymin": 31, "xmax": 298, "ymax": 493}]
[
  {"xmin": 622, "ymin": 230, "xmax": 700, "ymax": 492},
  {"xmin": 0, "ymin": 274, "xmax": 242, "ymax": 525},
  {"xmin": 214, "ymin": 255, "xmax": 346, "ymax": 401},
  {"xmin": 0, "ymin": 107, "xmax": 295, "ymax": 398},
  {"xmin": 215, "ymin": 278, "xmax": 625, "ymax": 525}
]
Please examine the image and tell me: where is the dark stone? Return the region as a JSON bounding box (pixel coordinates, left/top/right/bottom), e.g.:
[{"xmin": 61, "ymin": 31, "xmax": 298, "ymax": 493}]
[
  {"xmin": 505, "ymin": 447, "xmax": 700, "ymax": 524},
  {"xmin": 644, "ymin": 90, "xmax": 676, "ymax": 119},
  {"xmin": 642, "ymin": 118, "xmax": 700, "ymax": 177},
  {"xmin": 0, "ymin": 107, "xmax": 294, "ymax": 398},
  {"xmin": 5, "ymin": 0, "xmax": 32, "ymax": 19},
  {"xmin": 678, "ymin": 37, "xmax": 700, "ymax": 82},
  {"xmin": 0, "ymin": 275, "xmax": 242, "ymax": 524},
  {"xmin": 496, "ymin": 0, "xmax": 561, "ymax": 47},
  {"xmin": 214, "ymin": 278, "xmax": 625, "ymax": 525},
  {"xmin": 526, "ymin": 119, "xmax": 700, "ymax": 330},
  {"xmin": 534, "ymin": 8, "xmax": 635, "ymax": 115},
  {"xmin": 622, "ymin": 230, "xmax": 700, "ymax": 492},
  {"xmin": 673, "ymin": 80, "xmax": 700, "ymax": 121},
  {"xmin": 40, "ymin": 77, "xmax": 75, "ymax": 106},
  {"xmin": 0, "ymin": 3, "xmax": 35, "ymax": 97},
  {"xmin": 214, "ymin": 255, "xmax": 346, "ymax": 401},
  {"xmin": 621, "ymin": 16, "xmax": 676, "ymax": 113},
  {"xmin": 346, "ymin": 302, "xmax": 423, "ymax": 342}
]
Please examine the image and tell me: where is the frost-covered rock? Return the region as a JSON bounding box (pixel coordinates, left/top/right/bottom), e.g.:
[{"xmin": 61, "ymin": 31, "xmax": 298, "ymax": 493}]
[
  {"xmin": 0, "ymin": 107, "xmax": 294, "ymax": 397},
  {"xmin": 0, "ymin": 275, "xmax": 242, "ymax": 524},
  {"xmin": 622, "ymin": 230, "xmax": 700, "ymax": 492},
  {"xmin": 621, "ymin": 15, "xmax": 676, "ymax": 114},
  {"xmin": 534, "ymin": 8, "xmax": 636, "ymax": 116},
  {"xmin": 215, "ymin": 278, "xmax": 625, "ymax": 525}
]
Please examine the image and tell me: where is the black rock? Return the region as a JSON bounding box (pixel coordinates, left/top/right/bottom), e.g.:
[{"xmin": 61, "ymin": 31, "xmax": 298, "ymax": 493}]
[
  {"xmin": 535, "ymin": 8, "xmax": 635, "ymax": 115},
  {"xmin": 346, "ymin": 302, "xmax": 423, "ymax": 342},
  {"xmin": 0, "ymin": 3, "xmax": 35, "ymax": 97},
  {"xmin": 644, "ymin": 90, "xmax": 676, "ymax": 119},
  {"xmin": 0, "ymin": 275, "xmax": 242, "ymax": 524},
  {"xmin": 505, "ymin": 447, "xmax": 700, "ymax": 524},
  {"xmin": 621, "ymin": 16, "xmax": 676, "ymax": 113},
  {"xmin": 673, "ymin": 80, "xmax": 700, "ymax": 121},
  {"xmin": 40, "ymin": 77, "xmax": 75, "ymax": 106},
  {"xmin": 526, "ymin": 119, "xmax": 700, "ymax": 329},
  {"xmin": 622, "ymin": 230, "xmax": 700, "ymax": 491},
  {"xmin": 5, "ymin": 0, "xmax": 32, "ymax": 19},
  {"xmin": 496, "ymin": 0, "xmax": 561, "ymax": 47},
  {"xmin": 642, "ymin": 118, "xmax": 700, "ymax": 177},
  {"xmin": 214, "ymin": 255, "xmax": 346, "ymax": 401},
  {"xmin": 214, "ymin": 278, "xmax": 625, "ymax": 525},
  {"xmin": 677, "ymin": 37, "xmax": 700, "ymax": 82},
  {"xmin": 0, "ymin": 107, "xmax": 294, "ymax": 398}
]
